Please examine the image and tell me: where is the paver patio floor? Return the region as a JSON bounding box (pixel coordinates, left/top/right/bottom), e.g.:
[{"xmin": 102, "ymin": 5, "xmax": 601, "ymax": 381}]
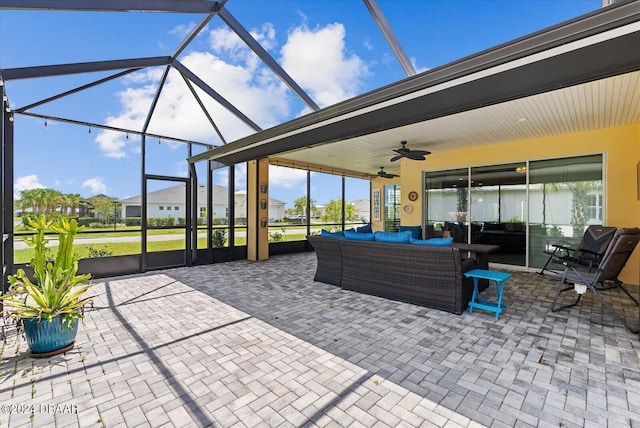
[{"xmin": 1, "ymin": 251, "xmax": 639, "ymax": 427}]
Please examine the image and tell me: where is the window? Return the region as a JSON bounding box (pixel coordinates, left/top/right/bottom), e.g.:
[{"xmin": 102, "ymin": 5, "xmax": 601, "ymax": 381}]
[
  {"xmin": 175, "ymin": 206, "xmax": 179, "ymax": 211},
  {"xmin": 167, "ymin": 206, "xmax": 172, "ymax": 210},
  {"xmin": 159, "ymin": 206, "xmax": 164, "ymax": 211},
  {"xmin": 384, "ymin": 185, "xmax": 401, "ymax": 232},
  {"xmin": 586, "ymin": 194, "xmax": 603, "ymax": 222}
]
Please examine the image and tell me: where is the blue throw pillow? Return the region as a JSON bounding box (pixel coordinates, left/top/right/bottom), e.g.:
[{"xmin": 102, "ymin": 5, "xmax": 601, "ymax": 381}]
[
  {"xmin": 374, "ymin": 231, "xmax": 412, "ymax": 244},
  {"xmin": 398, "ymin": 225, "xmax": 422, "ymax": 240},
  {"xmin": 410, "ymin": 237, "xmax": 453, "ymax": 247},
  {"xmin": 321, "ymin": 229, "xmax": 344, "ymax": 239},
  {"xmin": 344, "ymin": 230, "xmax": 375, "ymax": 241},
  {"xmin": 356, "ymin": 224, "xmax": 372, "ymax": 233}
]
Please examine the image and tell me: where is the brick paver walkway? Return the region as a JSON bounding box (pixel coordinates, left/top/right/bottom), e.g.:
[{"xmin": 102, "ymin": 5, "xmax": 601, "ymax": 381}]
[{"xmin": 1, "ymin": 252, "xmax": 639, "ymax": 427}]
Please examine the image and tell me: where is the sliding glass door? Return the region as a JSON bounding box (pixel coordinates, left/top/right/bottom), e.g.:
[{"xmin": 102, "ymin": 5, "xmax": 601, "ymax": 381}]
[
  {"xmin": 425, "ymin": 168, "xmax": 468, "ymax": 241},
  {"xmin": 528, "ymin": 154, "xmax": 603, "ymax": 268},
  {"xmin": 471, "ymin": 163, "xmax": 527, "ymax": 266},
  {"xmin": 424, "ymin": 154, "xmax": 603, "ymax": 269}
]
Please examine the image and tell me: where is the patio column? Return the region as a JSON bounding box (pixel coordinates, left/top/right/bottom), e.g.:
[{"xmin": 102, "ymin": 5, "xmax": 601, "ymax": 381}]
[{"xmin": 247, "ymin": 159, "xmax": 269, "ymax": 261}]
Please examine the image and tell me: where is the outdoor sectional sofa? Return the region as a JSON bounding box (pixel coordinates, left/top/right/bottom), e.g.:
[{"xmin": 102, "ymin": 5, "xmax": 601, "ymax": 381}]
[{"xmin": 307, "ymin": 232, "xmax": 488, "ymax": 315}]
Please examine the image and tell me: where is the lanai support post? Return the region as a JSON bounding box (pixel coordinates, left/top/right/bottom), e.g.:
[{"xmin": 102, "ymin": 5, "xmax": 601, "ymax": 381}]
[{"xmin": 247, "ymin": 159, "xmax": 269, "ymax": 261}]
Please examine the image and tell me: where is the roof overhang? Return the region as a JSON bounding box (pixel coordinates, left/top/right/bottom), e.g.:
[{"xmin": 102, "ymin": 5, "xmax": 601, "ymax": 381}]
[{"xmin": 188, "ymin": 0, "xmax": 640, "ymax": 175}]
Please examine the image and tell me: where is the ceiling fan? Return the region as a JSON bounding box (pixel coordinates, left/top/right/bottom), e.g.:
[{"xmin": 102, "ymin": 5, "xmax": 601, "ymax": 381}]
[
  {"xmin": 390, "ymin": 141, "xmax": 431, "ymax": 162},
  {"xmin": 375, "ymin": 167, "xmax": 399, "ymax": 179}
]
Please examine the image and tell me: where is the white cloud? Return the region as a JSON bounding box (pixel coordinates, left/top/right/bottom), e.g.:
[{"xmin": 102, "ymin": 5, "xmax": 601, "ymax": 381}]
[
  {"xmin": 251, "ymin": 23, "xmax": 277, "ymax": 51},
  {"xmin": 363, "ymin": 38, "xmax": 374, "ymax": 51},
  {"xmin": 97, "ymin": 20, "xmax": 368, "ymax": 159},
  {"xmin": 412, "ymin": 57, "xmax": 430, "ymax": 74},
  {"xmin": 269, "ymin": 165, "xmax": 307, "ymax": 189},
  {"xmin": 82, "ymin": 177, "xmax": 108, "ymax": 195},
  {"xmin": 233, "ymin": 163, "xmax": 248, "ymax": 190},
  {"xmin": 170, "ymin": 22, "xmax": 198, "ymax": 39},
  {"xmin": 280, "ymin": 23, "xmax": 369, "ymax": 107},
  {"xmin": 209, "ymin": 26, "xmax": 248, "ymax": 59},
  {"xmin": 123, "ymin": 67, "xmax": 165, "ymax": 85},
  {"xmin": 14, "ymin": 175, "xmax": 45, "ymax": 196},
  {"xmin": 95, "ymin": 130, "xmax": 128, "ymax": 159},
  {"xmin": 214, "ymin": 168, "xmax": 229, "ymax": 187},
  {"xmin": 175, "ymin": 161, "xmax": 188, "ymax": 177}
]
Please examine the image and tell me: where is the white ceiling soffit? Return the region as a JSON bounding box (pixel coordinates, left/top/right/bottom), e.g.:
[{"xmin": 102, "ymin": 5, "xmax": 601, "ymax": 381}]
[
  {"xmin": 275, "ymin": 70, "xmax": 640, "ymax": 176},
  {"xmin": 187, "ymin": 1, "xmax": 640, "ymax": 173}
]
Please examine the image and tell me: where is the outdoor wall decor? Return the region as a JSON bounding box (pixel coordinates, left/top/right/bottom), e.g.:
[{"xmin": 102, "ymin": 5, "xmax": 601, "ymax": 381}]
[{"xmin": 373, "ymin": 189, "xmax": 381, "ymax": 221}]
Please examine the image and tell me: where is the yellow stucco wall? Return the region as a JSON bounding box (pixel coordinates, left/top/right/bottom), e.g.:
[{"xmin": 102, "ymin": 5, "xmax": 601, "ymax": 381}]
[{"xmin": 397, "ymin": 123, "xmax": 640, "ymax": 284}]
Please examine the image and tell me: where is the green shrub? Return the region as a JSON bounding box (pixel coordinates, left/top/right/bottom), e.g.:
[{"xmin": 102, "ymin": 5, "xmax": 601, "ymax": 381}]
[
  {"xmin": 88, "ymin": 245, "xmax": 113, "ymax": 257},
  {"xmin": 268, "ymin": 230, "xmax": 285, "ymax": 242},
  {"xmin": 212, "ymin": 229, "xmax": 227, "ymax": 247},
  {"xmin": 77, "ymin": 216, "xmax": 95, "ymax": 227},
  {"xmin": 124, "ymin": 217, "xmax": 141, "ymax": 226},
  {"xmin": 147, "ymin": 217, "xmax": 176, "ymax": 227}
]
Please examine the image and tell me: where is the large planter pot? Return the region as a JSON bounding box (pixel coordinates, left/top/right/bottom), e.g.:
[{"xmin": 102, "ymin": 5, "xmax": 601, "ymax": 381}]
[{"xmin": 23, "ymin": 317, "xmax": 78, "ymax": 357}]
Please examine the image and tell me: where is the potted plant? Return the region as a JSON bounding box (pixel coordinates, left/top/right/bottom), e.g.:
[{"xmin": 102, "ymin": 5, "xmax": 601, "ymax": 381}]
[{"xmin": 1, "ymin": 215, "xmax": 95, "ymax": 357}]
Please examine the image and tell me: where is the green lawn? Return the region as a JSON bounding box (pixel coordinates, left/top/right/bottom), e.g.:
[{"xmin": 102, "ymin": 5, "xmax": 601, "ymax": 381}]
[
  {"xmin": 11, "ymin": 233, "xmax": 314, "ymax": 264},
  {"xmin": 9, "ymin": 219, "xmax": 338, "ymax": 264}
]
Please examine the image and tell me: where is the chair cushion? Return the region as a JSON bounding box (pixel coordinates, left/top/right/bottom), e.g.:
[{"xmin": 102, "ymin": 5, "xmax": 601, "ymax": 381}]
[
  {"xmin": 344, "ymin": 230, "xmax": 375, "ymax": 241},
  {"xmin": 321, "ymin": 229, "xmax": 344, "ymax": 239},
  {"xmin": 374, "ymin": 231, "xmax": 412, "ymax": 243},
  {"xmin": 398, "ymin": 225, "xmax": 422, "ymax": 239},
  {"xmin": 410, "ymin": 237, "xmax": 453, "ymax": 247},
  {"xmin": 356, "ymin": 224, "xmax": 372, "ymax": 233}
]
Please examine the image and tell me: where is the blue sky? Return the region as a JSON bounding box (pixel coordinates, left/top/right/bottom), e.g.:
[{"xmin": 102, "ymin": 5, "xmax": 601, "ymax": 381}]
[{"xmin": 0, "ymin": 0, "xmax": 601, "ymax": 208}]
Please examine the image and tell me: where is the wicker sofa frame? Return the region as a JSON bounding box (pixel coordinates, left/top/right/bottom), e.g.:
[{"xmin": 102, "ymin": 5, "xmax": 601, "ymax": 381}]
[{"xmin": 307, "ymin": 235, "xmax": 486, "ymax": 314}]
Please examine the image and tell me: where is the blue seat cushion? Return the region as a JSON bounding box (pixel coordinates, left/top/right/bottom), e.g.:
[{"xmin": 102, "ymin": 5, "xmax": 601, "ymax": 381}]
[
  {"xmin": 356, "ymin": 224, "xmax": 372, "ymax": 233},
  {"xmin": 321, "ymin": 229, "xmax": 344, "ymax": 239},
  {"xmin": 344, "ymin": 230, "xmax": 375, "ymax": 241},
  {"xmin": 398, "ymin": 225, "xmax": 422, "ymax": 240},
  {"xmin": 374, "ymin": 231, "xmax": 412, "ymax": 243},
  {"xmin": 410, "ymin": 237, "xmax": 453, "ymax": 247}
]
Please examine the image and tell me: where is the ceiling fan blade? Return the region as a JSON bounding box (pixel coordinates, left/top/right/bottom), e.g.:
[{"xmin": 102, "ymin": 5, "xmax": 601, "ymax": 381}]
[
  {"xmin": 406, "ymin": 152, "xmax": 427, "ymax": 160},
  {"xmin": 390, "ymin": 154, "xmax": 403, "ymax": 162}
]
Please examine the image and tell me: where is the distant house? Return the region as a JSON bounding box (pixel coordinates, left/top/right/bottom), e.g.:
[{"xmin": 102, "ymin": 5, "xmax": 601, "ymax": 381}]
[
  {"xmin": 120, "ymin": 184, "xmax": 286, "ymax": 221},
  {"xmin": 350, "ymin": 199, "xmax": 370, "ymax": 222}
]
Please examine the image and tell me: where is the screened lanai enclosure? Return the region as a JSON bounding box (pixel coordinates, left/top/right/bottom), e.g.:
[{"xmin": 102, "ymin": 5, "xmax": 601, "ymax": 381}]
[
  {"xmin": 2, "ymin": 0, "xmax": 412, "ymax": 279},
  {"xmin": 2, "ymin": 0, "xmax": 637, "ymax": 288}
]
